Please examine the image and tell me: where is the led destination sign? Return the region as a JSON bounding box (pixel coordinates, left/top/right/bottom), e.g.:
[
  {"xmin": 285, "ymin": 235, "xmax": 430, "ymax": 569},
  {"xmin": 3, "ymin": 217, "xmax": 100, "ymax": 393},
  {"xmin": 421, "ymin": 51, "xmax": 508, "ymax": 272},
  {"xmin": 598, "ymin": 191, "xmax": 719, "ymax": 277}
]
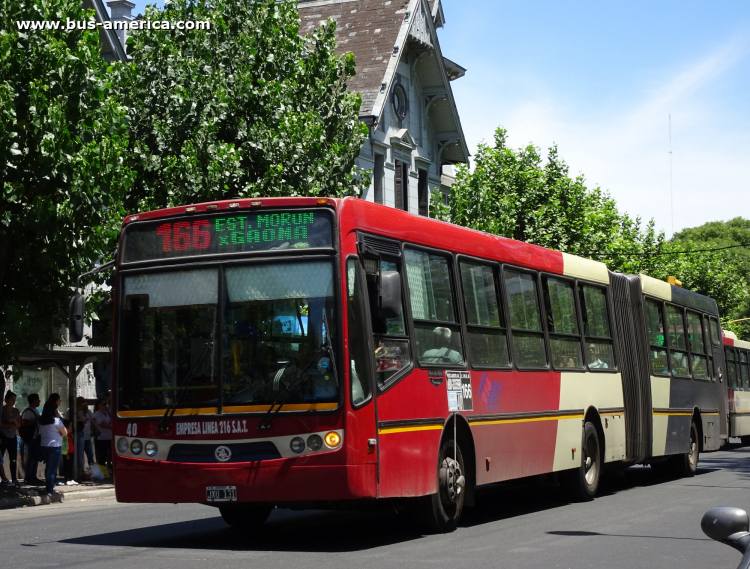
[{"xmin": 122, "ymin": 210, "xmax": 333, "ymax": 262}]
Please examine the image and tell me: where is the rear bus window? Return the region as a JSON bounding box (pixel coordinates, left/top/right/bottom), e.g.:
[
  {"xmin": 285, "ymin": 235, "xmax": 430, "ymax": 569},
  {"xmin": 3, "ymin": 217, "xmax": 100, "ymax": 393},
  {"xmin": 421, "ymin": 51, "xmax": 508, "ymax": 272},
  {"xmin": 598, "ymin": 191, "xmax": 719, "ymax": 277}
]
[
  {"xmin": 459, "ymin": 261, "xmax": 510, "ymax": 368},
  {"xmin": 405, "ymin": 249, "xmax": 465, "ymax": 367},
  {"xmin": 504, "ymin": 269, "xmax": 547, "ymax": 368},
  {"xmin": 742, "ymin": 352, "xmax": 750, "ymax": 390},
  {"xmin": 578, "ymin": 284, "xmax": 615, "ymax": 370}
]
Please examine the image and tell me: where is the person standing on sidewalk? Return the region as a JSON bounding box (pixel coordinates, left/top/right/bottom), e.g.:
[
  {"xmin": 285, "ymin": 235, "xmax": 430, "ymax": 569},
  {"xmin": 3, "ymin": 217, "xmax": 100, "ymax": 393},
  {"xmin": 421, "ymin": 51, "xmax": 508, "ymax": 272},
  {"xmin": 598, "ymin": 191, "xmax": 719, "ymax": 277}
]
[
  {"xmin": 75, "ymin": 397, "xmax": 94, "ymax": 475},
  {"xmin": 39, "ymin": 397, "xmax": 67, "ymax": 495},
  {"xmin": 0, "ymin": 391, "xmax": 22, "ymax": 487},
  {"xmin": 92, "ymin": 398, "xmax": 112, "ymax": 473},
  {"xmin": 20, "ymin": 393, "xmax": 42, "ymax": 484}
]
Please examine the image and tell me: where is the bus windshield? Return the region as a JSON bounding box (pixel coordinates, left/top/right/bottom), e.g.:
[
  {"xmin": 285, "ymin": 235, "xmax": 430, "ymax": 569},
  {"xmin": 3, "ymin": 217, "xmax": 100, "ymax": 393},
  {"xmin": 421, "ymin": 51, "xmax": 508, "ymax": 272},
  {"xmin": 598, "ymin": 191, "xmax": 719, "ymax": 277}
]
[{"xmin": 117, "ymin": 261, "xmax": 338, "ymax": 413}]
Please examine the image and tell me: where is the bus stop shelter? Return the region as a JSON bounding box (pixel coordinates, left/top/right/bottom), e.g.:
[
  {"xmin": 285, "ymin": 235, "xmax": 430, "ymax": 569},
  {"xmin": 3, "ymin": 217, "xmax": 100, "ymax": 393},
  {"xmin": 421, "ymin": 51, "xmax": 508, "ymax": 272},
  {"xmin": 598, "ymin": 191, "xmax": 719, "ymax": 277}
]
[{"xmin": 16, "ymin": 345, "xmax": 111, "ymax": 480}]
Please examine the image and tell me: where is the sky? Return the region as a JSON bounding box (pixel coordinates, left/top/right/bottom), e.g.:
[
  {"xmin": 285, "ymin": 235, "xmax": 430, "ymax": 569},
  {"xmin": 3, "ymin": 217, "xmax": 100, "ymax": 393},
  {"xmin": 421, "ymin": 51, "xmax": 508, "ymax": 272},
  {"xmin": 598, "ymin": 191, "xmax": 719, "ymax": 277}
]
[
  {"xmin": 118, "ymin": 0, "xmax": 750, "ymax": 238},
  {"xmin": 435, "ymin": 0, "xmax": 750, "ymax": 238}
]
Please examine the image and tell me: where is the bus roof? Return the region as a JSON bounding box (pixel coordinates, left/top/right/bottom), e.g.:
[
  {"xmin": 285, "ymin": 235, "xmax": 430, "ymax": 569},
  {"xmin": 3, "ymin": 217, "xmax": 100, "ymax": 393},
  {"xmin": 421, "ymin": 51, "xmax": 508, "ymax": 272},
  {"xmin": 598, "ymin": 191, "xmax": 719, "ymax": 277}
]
[{"xmin": 725, "ymin": 331, "xmax": 750, "ymax": 350}]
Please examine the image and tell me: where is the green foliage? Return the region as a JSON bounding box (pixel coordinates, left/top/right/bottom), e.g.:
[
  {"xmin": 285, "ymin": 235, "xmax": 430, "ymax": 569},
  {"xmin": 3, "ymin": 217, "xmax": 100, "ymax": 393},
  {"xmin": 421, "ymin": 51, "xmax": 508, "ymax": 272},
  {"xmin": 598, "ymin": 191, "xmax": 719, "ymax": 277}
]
[
  {"xmin": 115, "ymin": 0, "xmax": 369, "ymax": 212},
  {"xmin": 0, "ymin": 0, "xmax": 134, "ymax": 369},
  {"xmin": 671, "ymin": 218, "xmax": 750, "ymax": 328},
  {"xmin": 433, "ymin": 128, "xmax": 749, "ymax": 339},
  {"xmin": 431, "ymin": 128, "xmax": 666, "ymax": 273}
]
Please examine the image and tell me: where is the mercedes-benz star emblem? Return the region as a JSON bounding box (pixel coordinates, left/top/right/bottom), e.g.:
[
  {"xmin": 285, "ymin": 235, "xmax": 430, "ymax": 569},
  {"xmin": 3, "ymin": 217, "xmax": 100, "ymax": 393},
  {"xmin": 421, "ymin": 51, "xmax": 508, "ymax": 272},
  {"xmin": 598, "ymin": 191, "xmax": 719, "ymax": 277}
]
[{"xmin": 215, "ymin": 445, "xmax": 232, "ymax": 462}]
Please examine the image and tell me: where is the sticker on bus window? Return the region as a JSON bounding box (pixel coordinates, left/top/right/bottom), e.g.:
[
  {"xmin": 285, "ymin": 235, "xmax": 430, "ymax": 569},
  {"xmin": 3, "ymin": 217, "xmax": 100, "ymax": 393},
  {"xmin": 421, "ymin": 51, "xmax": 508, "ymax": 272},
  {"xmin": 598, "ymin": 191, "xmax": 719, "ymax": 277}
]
[{"xmin": 446, "ymin": 371, "xmax": 472, "ymax": 411}]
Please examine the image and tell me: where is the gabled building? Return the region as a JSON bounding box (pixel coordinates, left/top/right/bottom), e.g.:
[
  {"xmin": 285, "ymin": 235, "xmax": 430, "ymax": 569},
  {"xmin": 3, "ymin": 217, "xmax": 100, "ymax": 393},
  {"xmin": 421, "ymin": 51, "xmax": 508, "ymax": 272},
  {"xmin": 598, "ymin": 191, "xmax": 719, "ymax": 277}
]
[
  {"xmin": 97, "ymin": 0, "xmax": 469, "ymax": 214},
  {"xmin": 298, "ymin": 0, "xmax": 469, "ymax": 215}
]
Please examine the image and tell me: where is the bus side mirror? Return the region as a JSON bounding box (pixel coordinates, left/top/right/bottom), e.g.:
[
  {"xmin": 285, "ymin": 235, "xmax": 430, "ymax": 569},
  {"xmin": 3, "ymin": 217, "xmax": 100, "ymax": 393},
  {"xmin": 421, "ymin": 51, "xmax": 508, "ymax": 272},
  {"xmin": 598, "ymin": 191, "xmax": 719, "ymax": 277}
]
[
  {"xmin": 702, "ymin": 507, "xmax": 750, "ymax": 554},
  {"xmin": 69, "ymin": 293, "xmax": 85, "ymax": 343},
  {"xmin": 380, "ymin": 271, "xmax": 402, "ymax": 319}
]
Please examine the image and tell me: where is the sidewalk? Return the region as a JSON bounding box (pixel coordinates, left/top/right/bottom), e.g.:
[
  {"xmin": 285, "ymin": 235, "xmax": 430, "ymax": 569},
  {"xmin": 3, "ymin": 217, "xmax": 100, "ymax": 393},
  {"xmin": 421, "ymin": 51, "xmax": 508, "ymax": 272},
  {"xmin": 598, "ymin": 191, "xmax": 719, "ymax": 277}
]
[{"xmin": 0, "ymin": 479, "xmax": 115, "ymax": 510}]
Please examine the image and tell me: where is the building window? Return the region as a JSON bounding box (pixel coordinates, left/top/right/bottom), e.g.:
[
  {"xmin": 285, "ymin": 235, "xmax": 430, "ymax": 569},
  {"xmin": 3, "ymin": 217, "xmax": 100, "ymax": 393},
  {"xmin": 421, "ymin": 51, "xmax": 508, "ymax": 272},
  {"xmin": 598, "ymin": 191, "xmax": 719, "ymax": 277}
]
[
  {"xmin": 418, "ymin": 169, "xmax": 428, "ymax": 216},
  {"xmin": 392, "ymin": 84, "xmax": 408, "ymax": 122},
  {"xmin": 394, "ymin": 160, "xmax": 408, "ymax": 211},
  {"xmin": 374, "ymin": 154, "xmax": 385, "ymax": 205}
]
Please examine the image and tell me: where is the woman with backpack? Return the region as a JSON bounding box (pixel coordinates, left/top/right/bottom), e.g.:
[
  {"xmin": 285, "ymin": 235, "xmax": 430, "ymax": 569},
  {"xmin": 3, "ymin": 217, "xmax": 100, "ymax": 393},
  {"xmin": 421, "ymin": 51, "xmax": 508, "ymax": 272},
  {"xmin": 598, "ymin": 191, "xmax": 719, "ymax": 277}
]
[
  {"xmin": 39, "ymin": 394, "xmax": 67, "ymax": 494},
  {"xmin": 0, "ymin": 391, "xmax": 22, "ymax": 487}
]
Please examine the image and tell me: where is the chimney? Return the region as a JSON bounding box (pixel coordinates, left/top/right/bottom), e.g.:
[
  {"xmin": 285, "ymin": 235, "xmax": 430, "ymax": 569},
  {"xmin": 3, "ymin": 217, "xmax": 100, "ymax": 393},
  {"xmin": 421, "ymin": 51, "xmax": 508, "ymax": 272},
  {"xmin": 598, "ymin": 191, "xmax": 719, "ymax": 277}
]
[{"xmin": 106, "ymin": 0, "xmax": 135, "ymax": 51}]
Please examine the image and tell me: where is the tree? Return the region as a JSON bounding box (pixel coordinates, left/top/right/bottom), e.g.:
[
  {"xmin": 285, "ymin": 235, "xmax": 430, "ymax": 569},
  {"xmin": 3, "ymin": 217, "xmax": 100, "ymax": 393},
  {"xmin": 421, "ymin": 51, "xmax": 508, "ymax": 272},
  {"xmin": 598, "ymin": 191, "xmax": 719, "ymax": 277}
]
[
  {"xmin": 668, "ymin": 219, "xmax": 750, "ymax": 339},
  {"xmin": 115, "ymin": 0, "xmax": 369, "ymax": 213},
  {"xmin": 432, "ymin": 128, "xmax": 749, "ymax": 339},
  {"xmin": 0, "ymin": 0, "xmax": 134, "ymax": 370},
  {"xmin": 431, "ymin": 128, "xmax": 666, "ymax": 272}
]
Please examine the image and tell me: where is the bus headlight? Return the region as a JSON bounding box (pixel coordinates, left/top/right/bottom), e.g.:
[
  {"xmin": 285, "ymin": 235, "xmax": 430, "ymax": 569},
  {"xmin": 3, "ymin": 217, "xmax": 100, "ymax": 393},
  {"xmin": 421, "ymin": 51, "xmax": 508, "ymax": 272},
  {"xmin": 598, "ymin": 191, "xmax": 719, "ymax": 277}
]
[
  {"xmin": 324, "ymin": 432, "xmax": 341, "ymax": 448},
  {"xmin": 290, "ymin": 437, "xmax": 305, "ymax": 454},
  {"xmin": 117, "ymin": 437, "xmax": 129, "ymax": 454},
  {"xmin": 130, "ymin": 439, "xmax": 143, "ymax": 455},
  {"xmin": 307, "ymin": 435, "xmax": 323, "ymax": 451},
  {"xmin": 145, "ymin": 441, "xmax": 158, "ymax": 457}
]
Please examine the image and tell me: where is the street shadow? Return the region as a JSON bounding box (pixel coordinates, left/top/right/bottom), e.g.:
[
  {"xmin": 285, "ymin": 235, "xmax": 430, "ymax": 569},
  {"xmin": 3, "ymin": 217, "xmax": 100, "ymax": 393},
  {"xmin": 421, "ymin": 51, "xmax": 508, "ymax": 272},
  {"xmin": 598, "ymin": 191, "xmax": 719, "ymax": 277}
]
[
  {"xmin": 58, "ymin": 451, "xmax": 742, "ymax": 553},
  {"xmin": 547, "ymin": 530, "xmax": 711, "ymax": 542}
]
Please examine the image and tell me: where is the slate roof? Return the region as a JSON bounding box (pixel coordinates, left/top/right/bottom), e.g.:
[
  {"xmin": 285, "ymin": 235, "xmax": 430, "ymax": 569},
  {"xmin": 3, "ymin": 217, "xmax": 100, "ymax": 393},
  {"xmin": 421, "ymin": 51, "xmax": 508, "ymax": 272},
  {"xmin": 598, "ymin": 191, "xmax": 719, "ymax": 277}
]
[{"xmin": 297, "ymin": 0, "xmax": 410, "ymax": 117}]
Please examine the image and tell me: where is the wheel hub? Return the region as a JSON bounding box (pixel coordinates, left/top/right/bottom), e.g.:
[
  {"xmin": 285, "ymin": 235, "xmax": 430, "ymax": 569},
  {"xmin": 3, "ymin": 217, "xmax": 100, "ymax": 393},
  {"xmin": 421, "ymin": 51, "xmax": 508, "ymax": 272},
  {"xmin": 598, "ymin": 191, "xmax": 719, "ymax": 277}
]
[{"xmin": 439, "ymin": 456, "xmax": 465, "ymax": 504}]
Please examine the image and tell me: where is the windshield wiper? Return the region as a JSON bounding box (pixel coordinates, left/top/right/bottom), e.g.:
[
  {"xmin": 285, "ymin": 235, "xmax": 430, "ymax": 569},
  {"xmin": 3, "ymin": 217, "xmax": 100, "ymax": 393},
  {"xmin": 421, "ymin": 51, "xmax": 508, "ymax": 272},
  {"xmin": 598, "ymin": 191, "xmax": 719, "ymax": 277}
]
[{"xmin": 157, "ymin": 342, "xmax": 213, "ymax": 433}]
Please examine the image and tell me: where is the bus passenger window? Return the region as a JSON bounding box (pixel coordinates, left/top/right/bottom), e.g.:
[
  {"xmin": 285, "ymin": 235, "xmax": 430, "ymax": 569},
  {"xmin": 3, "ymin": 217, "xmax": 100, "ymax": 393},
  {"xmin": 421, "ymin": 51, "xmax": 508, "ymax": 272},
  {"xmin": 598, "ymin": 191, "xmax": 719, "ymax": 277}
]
[
  {"xmin": 741, "ymin": 352, "xmax": 750, "ymax": 391},
  {"xmin": 459, "ymin": 261, "xmax": 509, "ymax": 368},
  {"xmin": 405, "ymin": 249, "xmax": 464, "ymax": 366},
  {"xmin": 666, "ymin": 305, "xmax": 690, "ymax": 377},
  {"xmin": 504, "ymin": 269, "xmax": 546, "ymax": 368},
  {"xmin": 709, "ymin": 316, "xmax": 722, "ymax": 346},
  {"xmin": 346, "ymin": 258, "xmax": 373, "ymax": 406},
  {"xmin": 579, "ymin": 284, "xmax": 615, "ymax": 370},
  {"xmin": 687, "ymin": 311, "xmax": 708, "ymax": 380},
  {"xmin": 645, "ymin": 299, "xmax": 669, "ymax": 376},
  {"xmin": 544, "ymin": 277, "xmax": 583, "ymax": 369},
  {"xmin": 726, "ymin": 348, "xmax": 738, "ymax": 390}
]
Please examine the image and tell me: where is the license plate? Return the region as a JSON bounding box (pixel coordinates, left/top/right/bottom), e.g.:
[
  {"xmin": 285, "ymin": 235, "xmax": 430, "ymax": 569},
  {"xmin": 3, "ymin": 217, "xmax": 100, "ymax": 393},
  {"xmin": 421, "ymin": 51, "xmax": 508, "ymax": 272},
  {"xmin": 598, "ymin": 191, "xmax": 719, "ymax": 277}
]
[{"xmin": 206, "ymin": 486, "xmax": 237, "ymax": 502}]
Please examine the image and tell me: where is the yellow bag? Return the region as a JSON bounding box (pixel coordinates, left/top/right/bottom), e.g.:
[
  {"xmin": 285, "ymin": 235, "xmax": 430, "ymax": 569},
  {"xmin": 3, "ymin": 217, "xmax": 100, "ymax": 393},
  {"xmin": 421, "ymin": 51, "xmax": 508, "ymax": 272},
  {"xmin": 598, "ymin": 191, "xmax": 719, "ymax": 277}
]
[{"xmin": 95, "ymin": 463, "xmax": 110, "ymax": 478}]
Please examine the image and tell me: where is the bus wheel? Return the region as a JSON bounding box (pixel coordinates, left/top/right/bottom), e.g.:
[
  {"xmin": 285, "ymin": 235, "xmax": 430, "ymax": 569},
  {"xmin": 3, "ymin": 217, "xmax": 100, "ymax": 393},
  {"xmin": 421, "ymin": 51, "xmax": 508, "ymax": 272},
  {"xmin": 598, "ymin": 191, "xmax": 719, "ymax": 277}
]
[
  {"xmin": 422, "ymin": 439, "xmax": 466, "ymax": 533},
  {"xmin": 671, "ymin": 421, "xmax": 699, "ymax": 477},
  {"xmin": 219, "ymin": 504, "xmax": 273, "ymax": 528},
  {"xmin": 740, "ymin": 435, "xmax": 750, "ymax": 447},
  {"xmin": 562, "ymin": 421, "xmax": 601, "ymax": 501}
]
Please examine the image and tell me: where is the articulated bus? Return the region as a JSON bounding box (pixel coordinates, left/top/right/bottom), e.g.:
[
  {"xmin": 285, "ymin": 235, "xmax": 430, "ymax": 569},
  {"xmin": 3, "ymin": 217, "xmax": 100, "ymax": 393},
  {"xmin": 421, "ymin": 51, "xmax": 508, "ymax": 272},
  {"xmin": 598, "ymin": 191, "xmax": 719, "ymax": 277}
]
[
  {"xmin": 724, "ymin": 332, "xmax": 750, "ymax": 444},
  {"xmin": 109, "ymin": 197, "xmax": 727, "ymax": 531}
]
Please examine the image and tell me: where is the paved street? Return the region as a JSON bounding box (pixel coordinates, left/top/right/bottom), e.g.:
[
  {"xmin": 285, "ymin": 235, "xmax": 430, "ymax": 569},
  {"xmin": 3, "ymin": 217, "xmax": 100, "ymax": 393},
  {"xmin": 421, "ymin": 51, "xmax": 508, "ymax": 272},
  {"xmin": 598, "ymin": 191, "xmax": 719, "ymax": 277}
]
[{"xmin": 2, "ymin": 446, "xmax": 750, "ymax": 569}]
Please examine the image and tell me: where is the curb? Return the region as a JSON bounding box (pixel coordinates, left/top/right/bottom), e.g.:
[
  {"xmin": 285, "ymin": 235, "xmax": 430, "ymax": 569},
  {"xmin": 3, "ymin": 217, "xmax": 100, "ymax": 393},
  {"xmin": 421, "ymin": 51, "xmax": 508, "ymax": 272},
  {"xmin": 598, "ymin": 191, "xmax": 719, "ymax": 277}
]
[{"xmin": 0, "ymin": 488, "xmax": 115, "ymax": 510}]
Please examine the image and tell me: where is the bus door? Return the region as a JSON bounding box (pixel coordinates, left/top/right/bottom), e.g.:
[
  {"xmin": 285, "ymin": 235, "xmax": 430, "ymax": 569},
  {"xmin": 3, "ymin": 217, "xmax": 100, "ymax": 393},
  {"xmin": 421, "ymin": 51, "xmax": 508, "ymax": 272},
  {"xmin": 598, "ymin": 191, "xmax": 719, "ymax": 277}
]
[
  {"xmin": 709, "ymin": 316, "xmax": 728, "ymax": 440},
  {"xmin": 345, "ymin": 257, "xmax": 379, "ymax": 471}
]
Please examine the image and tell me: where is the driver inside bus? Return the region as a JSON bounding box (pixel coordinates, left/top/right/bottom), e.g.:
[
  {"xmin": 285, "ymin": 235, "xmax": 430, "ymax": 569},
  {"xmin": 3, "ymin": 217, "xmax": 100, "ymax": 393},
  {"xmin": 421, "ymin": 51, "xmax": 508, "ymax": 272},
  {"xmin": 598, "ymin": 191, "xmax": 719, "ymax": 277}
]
[{"xmin": 421, "ymin": 327, "xmax": 463, "ymax": 365}]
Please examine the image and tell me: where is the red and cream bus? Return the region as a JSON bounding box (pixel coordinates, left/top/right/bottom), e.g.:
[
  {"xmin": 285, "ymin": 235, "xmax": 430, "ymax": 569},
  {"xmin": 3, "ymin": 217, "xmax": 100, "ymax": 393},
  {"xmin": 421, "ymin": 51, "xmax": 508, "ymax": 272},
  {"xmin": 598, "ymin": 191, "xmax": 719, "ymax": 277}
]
[
  {"xmin": 107, "ymin": 197, "xmax": 727, "ymax": 531},
  {"xmin": 724, "ymin": 331, "xmax": 750, "ymax": 444}
]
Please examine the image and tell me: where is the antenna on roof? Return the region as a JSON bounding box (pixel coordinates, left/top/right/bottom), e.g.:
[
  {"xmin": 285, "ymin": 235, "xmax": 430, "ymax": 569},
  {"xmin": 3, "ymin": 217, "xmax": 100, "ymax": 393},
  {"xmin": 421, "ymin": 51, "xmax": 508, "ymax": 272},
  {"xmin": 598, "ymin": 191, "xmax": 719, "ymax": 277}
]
[{"xmin": 669, "ymin": 113, "xmax": 674, "ymax": 236}]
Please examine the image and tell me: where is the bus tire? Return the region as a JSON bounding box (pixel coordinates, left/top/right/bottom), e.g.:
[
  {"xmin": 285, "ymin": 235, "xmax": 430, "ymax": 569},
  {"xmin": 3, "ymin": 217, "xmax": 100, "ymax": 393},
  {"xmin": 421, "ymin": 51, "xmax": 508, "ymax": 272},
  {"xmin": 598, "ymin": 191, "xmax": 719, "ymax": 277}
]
[
  {"xmin": 561, "ymin": 421, "xmax": 601, "ymax": 501},
  {"xmin": 670, "ymin": 420, "xmax": 699, "ymax": 477},
  {"xmin": 218, "ymin": 504, "xmax": 273, "ymax": 528},
  {"xmin": 421, "ymin": 438, "xmax": 466, "ymax": 533},
  {"xmin": 740, "ymin": 435, "xmax": 750, "ymax": 447}
]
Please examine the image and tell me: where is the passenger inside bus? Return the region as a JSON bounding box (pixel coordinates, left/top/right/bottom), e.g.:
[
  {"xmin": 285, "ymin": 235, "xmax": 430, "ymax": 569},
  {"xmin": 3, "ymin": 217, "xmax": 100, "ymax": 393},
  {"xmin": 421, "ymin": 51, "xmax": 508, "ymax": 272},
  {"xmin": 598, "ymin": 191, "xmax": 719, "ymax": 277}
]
[
  {"xmin": 421, "ymin": 327, "xmax": 464, "ymax": 365},
  {"xmin": 587, "ymin": 344, "xmax": 609, "ymax": 369}
]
